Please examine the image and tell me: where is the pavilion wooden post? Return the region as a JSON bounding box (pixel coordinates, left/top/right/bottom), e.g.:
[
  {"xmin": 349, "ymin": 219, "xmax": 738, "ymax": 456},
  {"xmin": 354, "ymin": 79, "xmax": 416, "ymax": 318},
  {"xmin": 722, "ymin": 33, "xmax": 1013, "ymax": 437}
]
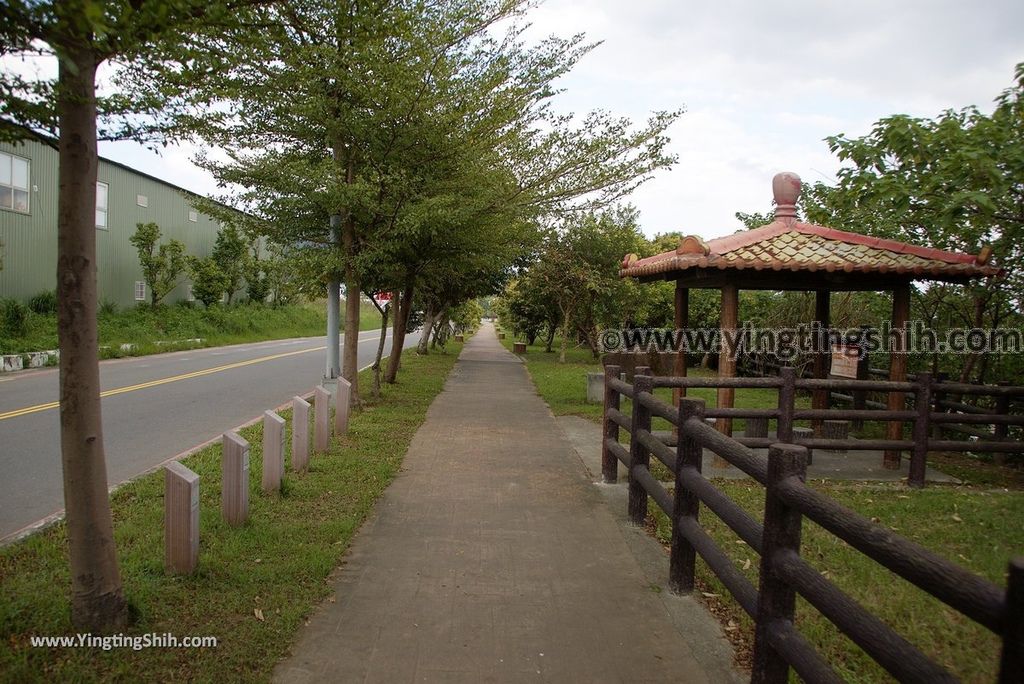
[
  {"xmin": 884, "ymin": 284, "xmax": 911, "ymax": 469},
  {"xmin": 673, "ymin": 282, "xmax": 689, "ymax": 408},
  {"xmin": 714, "ymin": 284, "xmax": 738, "ymax": 467},
  {"xmin": 811, "ymin": 290, "xmax": 831, "ymax": 435}
]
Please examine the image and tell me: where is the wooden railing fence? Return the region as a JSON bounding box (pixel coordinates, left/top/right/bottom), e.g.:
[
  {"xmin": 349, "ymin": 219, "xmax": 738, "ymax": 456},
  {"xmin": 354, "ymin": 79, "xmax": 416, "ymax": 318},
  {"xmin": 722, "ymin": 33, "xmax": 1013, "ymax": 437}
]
[
  {"xmin": 744, "ymin": 357, "xmax": 1023, "ymax": 455},
  {"xmin": 601, "ymin": 365, "xmax": 1023, "ymax": 683}
]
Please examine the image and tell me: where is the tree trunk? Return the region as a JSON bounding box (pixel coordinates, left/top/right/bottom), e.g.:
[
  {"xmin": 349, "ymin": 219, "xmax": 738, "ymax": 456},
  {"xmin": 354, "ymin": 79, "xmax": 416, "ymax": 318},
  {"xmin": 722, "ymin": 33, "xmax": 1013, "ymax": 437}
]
[
  {"xmin": 385, "ymin": 283, "xmax": 413, "ymax": 383},
  {"xmin": 545, "ymin": 322, "xmax": 556, "ymax": 353},
  {"xmin": 340, "ymin": 156, "xmax": 359, "ymax": 409},
  {"xmin": 57, "ymin": 48, "xmax": 127, "ymax": 632},
  {"xmin": 371, "ymin": 300, "xmax": 389, "ymax": 399},
  {"xmin": 417, "ymin": 302, "xmax": 436, "ymax": 355}
]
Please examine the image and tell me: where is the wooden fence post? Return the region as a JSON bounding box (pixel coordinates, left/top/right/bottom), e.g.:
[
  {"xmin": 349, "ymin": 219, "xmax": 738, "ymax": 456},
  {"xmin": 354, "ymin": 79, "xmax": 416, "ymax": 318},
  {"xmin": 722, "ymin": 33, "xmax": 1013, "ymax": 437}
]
[
  {"xmin": 850, "ymin": 336, "xmax": 870, "ymax": 431},
  {"xmin": 752, "ymin": 443, "xmax": 809, "ymax": 684},
  {"xmin": 670, "ymin": 398, "xmax": 705, "ymax": 594},
  {"xmin": 1000, "ymin": 557, "xmax": 1024, "ymax": 683},
  {"xmin": 628, "ymin": 368, "xmax": 653, "ymax": 526},
  {"xmin": 932, "ymin": 372, "xmax": 948, "ymax": 440},
  {"xmin": 777, "ymin": 367, "xmax": 796, "ymax": 443},
  {"xmin": 908, "ymin": 373, "xmax": 931, "ymax": 488},
  {"xmin": 602, "ymin": 364, "xmax": 621, "ymax": 484},
  {"xmin": 994, "ymin": 382, "xmax": 1010, "ymax": 467},
  {"xmin": 292, "ymin": 396, "xmax": 311, "ymax": 473}
]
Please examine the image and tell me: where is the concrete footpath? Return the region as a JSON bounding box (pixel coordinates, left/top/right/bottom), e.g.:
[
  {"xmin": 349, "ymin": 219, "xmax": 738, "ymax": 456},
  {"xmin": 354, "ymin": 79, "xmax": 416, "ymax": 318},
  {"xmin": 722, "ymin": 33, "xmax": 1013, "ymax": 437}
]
[{"xmin": 274, "ymin": 323, "xmax": 739, "ymax": 683}]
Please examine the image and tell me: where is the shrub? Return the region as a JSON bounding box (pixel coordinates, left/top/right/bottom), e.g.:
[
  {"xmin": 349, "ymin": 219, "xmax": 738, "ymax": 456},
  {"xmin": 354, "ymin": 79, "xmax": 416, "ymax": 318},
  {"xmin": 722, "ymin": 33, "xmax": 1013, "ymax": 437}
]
[
  {"xmin": 1, "ymin": 299, "xmax": 28, "ymax": 338},
  {"xmin": 28, "ymin": 290, "xmax": 57, "ymax": 315}
]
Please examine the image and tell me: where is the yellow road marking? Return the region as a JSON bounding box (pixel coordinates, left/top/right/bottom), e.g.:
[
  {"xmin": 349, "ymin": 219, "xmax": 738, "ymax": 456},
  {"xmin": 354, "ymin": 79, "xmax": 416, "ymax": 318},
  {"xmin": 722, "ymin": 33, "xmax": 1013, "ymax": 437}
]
[{"xmin": 0, "ymin": 346, "xmax": 326, "ymax": 422}]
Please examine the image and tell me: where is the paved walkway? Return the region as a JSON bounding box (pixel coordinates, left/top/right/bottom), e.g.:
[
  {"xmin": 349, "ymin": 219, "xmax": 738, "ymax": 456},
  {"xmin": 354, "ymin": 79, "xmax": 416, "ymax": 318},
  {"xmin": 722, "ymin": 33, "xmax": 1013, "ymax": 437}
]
[{"xmin": 275, "ymin": 323, "xmax": 732, "ymax": 683}]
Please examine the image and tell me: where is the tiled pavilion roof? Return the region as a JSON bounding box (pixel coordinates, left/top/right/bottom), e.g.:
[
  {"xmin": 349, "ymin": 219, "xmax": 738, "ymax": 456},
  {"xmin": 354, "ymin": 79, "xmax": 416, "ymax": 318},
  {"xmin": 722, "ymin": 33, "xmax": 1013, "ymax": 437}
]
[{"xmin": 620, "ymin": 173, "xmax": 1000, "ymax": 286}]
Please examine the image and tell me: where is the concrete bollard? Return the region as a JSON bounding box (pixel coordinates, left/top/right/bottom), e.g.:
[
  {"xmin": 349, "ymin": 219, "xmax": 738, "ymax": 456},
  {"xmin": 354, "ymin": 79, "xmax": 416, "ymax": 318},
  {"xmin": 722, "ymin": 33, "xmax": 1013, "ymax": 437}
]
[
  {"xmin": 262, "ymin": 410, "xmax": 286, "ymax": 493},
  {"xmin": 292, "ymin": 396, "xmax": 311, "ymax": 472},
  {"xmin": 164, "ymin": 462, "xmax": 199, "ymax": 574},
  {"xmin": 498, "ymin": 333, "xmax": 505, "ymax": 339},
  {"xmin": 513, "ymin": 342, "xmax": 527, "ymax": 353},
  {"xmin": 455, "ymin": 334, "xmax": 464, "ymax": 343},
  {"xmin": 314, "ymin": 386, "xmax": 331, "ymax": 453},
  {"xmin": 586, "ymin": 372, "xmax": 604, "ymax": 403},
  {"xmin": 222, "ymin": 431, "xmax": 250, "ymax": 526},
  {"xmin": 334, "ymin": 378, "xmax": 351, "ymax": 437}
]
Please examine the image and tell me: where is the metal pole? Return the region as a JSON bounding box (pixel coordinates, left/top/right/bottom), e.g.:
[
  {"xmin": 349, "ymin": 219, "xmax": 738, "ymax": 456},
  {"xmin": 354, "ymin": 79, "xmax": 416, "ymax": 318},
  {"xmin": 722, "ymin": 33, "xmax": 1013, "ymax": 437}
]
[{"xmin": 325, "ymin": 214, "xmax": 341, "ymax": 380}]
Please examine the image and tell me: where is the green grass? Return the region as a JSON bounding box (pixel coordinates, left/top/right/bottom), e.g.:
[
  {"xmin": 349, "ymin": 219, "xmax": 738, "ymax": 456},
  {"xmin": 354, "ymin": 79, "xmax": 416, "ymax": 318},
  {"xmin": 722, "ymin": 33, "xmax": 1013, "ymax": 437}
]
[
  {"xmin": 0, "ymin": 344, "xmax": 459, "ymax": 682},
  {"xmin": 0, "ymin": 298, "xmax": 386, "ymax": 357},
  {"xmin": 508, "ymin": 335, "xmax": 1024, "ymax": 682}
]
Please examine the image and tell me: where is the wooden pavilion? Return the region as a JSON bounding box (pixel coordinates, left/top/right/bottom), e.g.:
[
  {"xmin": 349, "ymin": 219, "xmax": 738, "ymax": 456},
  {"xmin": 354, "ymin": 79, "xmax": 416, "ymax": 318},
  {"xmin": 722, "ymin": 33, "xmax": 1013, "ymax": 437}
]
[{"xmin": 619, "ymin": 172, "xmax": 1000, "ymax": 468}]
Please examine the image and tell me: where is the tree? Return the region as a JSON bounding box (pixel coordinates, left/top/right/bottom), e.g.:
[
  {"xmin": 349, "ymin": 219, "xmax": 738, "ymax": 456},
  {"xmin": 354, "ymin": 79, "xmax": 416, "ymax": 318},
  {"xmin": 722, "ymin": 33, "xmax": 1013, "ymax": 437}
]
[
  {"xmin": 211, "ymin": 224, "xmax": 248, "ymax": 305},
  {"xmin": 530, "ymin": 207, "xmax": 646, "ymax": 362},
  {"xmin": 244, "ymin": 241, "xmax": 271, "ymax": 304},
  {"xmin": 129, "ymin": 222, "xmax": 187, "ymax": 307},
  {"xmin": 0, "ymin": 0, "xmax": 268, "ymax": 630},
  {"xmin": 144, "ymin": 0, "xmax": 681, "ymax": 398},
  {"xmin": 803, "ymin": 62, "xmax": 1024, "ymax": 382},
  {"xmin": 188, "ymin": 256, "xmax": 230, "ymax": 307}
]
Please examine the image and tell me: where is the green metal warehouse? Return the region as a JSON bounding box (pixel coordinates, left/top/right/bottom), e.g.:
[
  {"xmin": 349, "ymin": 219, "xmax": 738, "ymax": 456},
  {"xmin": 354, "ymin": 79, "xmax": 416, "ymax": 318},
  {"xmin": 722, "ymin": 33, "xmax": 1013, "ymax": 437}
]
[{"xmin": 1, "ymin": 131, "xmax": 224, "ymax": 307}]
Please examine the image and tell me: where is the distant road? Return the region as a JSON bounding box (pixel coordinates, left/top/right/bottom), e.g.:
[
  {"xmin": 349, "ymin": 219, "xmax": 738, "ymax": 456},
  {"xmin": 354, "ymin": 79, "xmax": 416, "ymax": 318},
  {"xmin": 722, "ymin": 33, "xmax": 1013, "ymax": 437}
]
[{"xmin": 0, "ymin": 328, "xmax": 419, "ymax": 542}]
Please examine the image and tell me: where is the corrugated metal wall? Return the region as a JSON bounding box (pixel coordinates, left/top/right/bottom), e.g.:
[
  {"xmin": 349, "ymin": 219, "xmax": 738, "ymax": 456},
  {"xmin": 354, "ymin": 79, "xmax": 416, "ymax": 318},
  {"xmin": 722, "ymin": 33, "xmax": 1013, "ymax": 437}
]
[{"xmin": 0, "ymin": 137, "xmax": 224, "ymax": 307}]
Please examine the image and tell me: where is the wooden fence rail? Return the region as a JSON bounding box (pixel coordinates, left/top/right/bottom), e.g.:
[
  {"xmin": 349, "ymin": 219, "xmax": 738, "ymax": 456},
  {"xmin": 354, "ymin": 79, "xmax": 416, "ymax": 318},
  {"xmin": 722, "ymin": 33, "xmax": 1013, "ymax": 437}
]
[
  {"xmin": 746, "ymin": 358, "xmax": 1023, "ymax": 450},
  {"xmin": 601, "ymin": 365, "xmax": 1024, "ymax": 684},
  {"xmin": 603, "ymin": 365, "xmax": 1024, "ymax": 487}
]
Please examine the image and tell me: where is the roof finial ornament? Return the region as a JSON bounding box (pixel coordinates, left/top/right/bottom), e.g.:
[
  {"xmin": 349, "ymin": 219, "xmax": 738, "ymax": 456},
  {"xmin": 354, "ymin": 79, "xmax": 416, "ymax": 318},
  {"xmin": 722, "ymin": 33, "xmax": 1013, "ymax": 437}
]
[{"xmin": 772, "ymin": 171, "xmax": 801, "ymax": 223}]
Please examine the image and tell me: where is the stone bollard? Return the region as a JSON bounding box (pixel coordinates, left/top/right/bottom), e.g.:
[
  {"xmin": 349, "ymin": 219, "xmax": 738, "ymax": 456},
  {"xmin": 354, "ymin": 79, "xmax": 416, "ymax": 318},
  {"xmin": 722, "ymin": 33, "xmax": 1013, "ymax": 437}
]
[
  {"xmin": 334, "ymin": 378, "xmax": 351, "ymax": 437},
  {"xmin": 222, "ymin": 431, "xmax": 249, "ymax": 526},
  {"xmin": 792, "ymin": 426, "xmax": 814, "ymax": 465},
  {"xmin": 455, "ymin": 334, "xmax": 464, "ymax": 343},
  {"xmin": 821, "ymin": 419, "xmax": 849, "ymax": 454},
  {"xmin": 164, "ymin": 462, "xmax": 199, "ymax": 574},
  {"xmin": 292, "ymin": 396, "xmax": 311, "ymax": 472},
  {"xmin": 586, "ymin": 372, "xmax": 604, "ymax": 403},
  {"xmin": 314, "ymin": 386, "xmax": 331, "ymax": 453},
  {"xmin": 498, "ymin": 333, "xmax": 505, "ymax": 339},
  {"xmin": 513, "ymin": 342, "xmax": 527, "ymax": 353},
  {"xmin": 744, "ymin": 416, "xmax": 769, "ymax": 439},
  {"xmin": 262, "ymin": 410, "xmax": 286, "ymax": 493}
]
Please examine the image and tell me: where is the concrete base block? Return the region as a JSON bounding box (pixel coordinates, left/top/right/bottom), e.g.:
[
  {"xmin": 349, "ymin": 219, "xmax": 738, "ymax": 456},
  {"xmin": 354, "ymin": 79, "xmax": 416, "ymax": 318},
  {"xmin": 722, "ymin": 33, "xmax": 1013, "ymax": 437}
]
[{"xmin": 1, "ymin": 355, "xmax": 24, "ymax": 372}]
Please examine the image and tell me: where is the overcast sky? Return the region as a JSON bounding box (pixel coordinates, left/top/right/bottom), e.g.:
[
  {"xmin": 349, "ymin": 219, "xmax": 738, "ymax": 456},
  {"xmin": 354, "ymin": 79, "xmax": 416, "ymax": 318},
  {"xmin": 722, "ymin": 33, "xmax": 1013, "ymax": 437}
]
[{"xmin": 97, "ymin": 0, "xmax": 1024, "ymax": 240}]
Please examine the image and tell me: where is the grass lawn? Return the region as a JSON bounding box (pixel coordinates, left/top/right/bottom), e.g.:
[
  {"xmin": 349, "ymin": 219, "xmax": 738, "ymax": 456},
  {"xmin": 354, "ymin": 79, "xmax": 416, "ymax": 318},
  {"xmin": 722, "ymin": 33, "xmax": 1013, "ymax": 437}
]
[
  {"xmin": 0, "ymin": 343, "xmax": 459, "ymax": 682},
  {"xmin": 0, "ymin": 298, "xmax": 386, "ymax": 358},
  {"xmin": 505, "ymin": 333, "xmax": 1024, "ymax": 682}
]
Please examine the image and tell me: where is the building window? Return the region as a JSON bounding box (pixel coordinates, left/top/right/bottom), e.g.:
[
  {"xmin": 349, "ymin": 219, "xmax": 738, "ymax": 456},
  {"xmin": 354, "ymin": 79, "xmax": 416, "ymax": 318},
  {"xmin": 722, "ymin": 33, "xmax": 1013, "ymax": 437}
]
[
  {"xmin": 134, "ymin": 281, "xmax": 146, "ymax": 302},
  {"xmin": 188, "ymin": 209, "xmax": 199, "ymax": 222},
  {"xmin": 136, "ymin": 194, "xmax": 148, "ymax": 207},
  {"xmin": 0, "ymin": 151, "xmax": 31, "ymax": 214},
  {"xmin": 96, "ymin": 182, "xmax": 109, "ymax": 228}
]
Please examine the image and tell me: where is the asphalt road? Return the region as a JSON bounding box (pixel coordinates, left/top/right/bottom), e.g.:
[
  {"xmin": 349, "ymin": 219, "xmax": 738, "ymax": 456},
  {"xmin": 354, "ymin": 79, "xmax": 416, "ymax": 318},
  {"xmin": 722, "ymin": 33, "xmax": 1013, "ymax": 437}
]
[{"xmin": 0, "ymin": 328, "xmax": 419, "ymax": 542}]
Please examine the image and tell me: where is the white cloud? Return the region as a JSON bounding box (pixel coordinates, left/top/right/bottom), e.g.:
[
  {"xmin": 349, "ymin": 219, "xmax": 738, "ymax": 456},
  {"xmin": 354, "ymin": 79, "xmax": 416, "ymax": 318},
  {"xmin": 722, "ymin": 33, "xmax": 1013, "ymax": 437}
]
[{"xmin": 521, "ymin": 0, "xmax": 1023, "ymax": 237}]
